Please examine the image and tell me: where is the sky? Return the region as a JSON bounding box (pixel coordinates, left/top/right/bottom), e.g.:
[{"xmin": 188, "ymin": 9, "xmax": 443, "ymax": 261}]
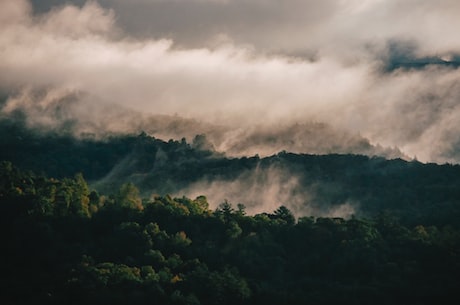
[{"xmin": 2, "ymin": 0, "xmax": 460, "ymax": 163}]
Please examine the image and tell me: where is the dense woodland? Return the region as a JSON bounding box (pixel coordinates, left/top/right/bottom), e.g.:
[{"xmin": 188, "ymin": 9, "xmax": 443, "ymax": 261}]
[
  {"xmin": 2, "ymin": 114, "xmax": 460, "ymax": 226},
  {"xmin": 2, "ymin": 161, "xmax": 460, "ymax": 304},
  {"xmin": 1, "ymin": 114, "xmax": 460, "ymax": 304}
]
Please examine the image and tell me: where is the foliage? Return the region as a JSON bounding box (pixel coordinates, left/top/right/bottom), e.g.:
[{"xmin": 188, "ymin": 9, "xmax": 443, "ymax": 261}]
[
  {"xmin": 2, "ymin": 118, "xmax": 460, "ymax": 228},
  {"xmin": 2, "ymin": 163, "xmax": 460, "ymax": 304}
]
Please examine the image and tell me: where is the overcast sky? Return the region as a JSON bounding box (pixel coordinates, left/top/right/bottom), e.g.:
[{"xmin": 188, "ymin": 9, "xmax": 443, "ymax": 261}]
[{"xmin": 2, "ymin": 0, "xmax": 460, "ymax": 163}]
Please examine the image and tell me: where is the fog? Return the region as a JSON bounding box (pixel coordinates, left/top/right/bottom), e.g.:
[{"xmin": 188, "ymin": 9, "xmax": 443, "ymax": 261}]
[
  {"xmin": 2, "ymin": 0, "xmax": 460, "ymax": 163},
  {"xmin": 176, "ymin": 164, "xmax": 358, "ymax": 218}
]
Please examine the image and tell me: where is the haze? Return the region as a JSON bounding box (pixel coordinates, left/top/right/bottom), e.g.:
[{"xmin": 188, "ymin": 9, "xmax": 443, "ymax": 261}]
[{"xmin": 2, "ymin": 0, "xmax": 460, "ymax": 163}]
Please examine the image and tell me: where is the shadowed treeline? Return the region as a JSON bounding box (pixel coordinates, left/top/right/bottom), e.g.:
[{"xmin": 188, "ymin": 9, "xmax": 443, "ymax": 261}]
[
  {"xmin": 1, "ymin": 161, "xmax": 460, "ymax": 304},
  {"xmin": 2, "ymin": 116, "xmax": 460, "ymax": 224}
]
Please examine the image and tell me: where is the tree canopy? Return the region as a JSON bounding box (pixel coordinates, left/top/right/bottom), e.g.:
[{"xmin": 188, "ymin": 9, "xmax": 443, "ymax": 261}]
[{"xmin": 2, "ymin": 162, "xmax": 459, "ymax": 304}]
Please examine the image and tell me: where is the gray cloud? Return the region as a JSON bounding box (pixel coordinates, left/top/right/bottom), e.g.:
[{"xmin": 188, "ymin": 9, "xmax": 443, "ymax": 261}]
[
  {"xmin": 1, "ymin": 0, "xmax": 460, "ymax": 163},
  {"xmin": 30, "ymin": 0, "xmax": 460, "ymax": 59},
  {"xmin": 31, "ymin": 0, "xmax": 337, "ymax": 55}
]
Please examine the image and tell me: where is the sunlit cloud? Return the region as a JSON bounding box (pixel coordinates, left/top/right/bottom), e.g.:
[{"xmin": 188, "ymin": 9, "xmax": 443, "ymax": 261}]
[{"xmin": 2, "ymin": 0, "xmax": 460, "ymax": 163}]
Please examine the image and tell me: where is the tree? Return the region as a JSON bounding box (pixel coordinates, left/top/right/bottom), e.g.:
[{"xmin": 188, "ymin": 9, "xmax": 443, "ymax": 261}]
[
  {"xmin": 69, "ymin": 173, "xmax": 91, "ymax": 217},
  {"xmin": 215, "ymin": 200, "xmax": 234, "ymax": 222},
  {"xmin": 226, "ymin": 221, "xmax": 243, "ymax": 239},
  {"xmin": 236, "ymin": 203, "xmax": 246, "ymax": 216},
  {"xmin": 116, "ymin": 183, "xmax": 143, "ymax": 210},
  {"xmin": 192, "ymin": 134, "xmax": 215, "ymax": 152},
  {"xmin": 272, "ymin": 205, "xmax": 295, "ymax": 225}
]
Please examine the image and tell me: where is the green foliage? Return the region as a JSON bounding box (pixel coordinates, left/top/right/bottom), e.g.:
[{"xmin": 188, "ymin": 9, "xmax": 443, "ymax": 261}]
[
  {"xmin": 0, "ymin": 162, "xmax": 91, "ymax": 218},
  {"xmin": 2, "ymin": 162, "xmax": 460, "ymax": 304},
  {"xmin": 273, "ymin": 205, "xmax": 295, "ymax": 225},
  {"xmin": 3, "ymin": 120, "xmax": 460, "ymax": 229},
  {"xmin": 115, "ymin": 183, "xmax": 143, "ymax": 210}
]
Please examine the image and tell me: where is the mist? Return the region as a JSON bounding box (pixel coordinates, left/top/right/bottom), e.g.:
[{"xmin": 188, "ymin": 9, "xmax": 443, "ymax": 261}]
[
  {"xmin": 2, "ymin": 0, "xmax": 460, "ymax": 163},
  {"xmin": 176, "ymin": 164, "xmax": 358, "ymax": 218},
  {"xmin": 0, "ymin": 86, "xmax": 406, "ymax": 160}
]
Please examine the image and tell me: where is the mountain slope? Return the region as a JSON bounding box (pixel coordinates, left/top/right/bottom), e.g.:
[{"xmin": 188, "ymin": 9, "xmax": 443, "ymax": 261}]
[{"xmin": 1, "ymin": 116, "xmax": 460, "ymax": 226}]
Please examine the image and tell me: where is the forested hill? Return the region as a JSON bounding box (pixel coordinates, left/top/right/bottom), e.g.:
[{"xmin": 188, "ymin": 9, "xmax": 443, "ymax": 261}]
[
  {"xmin": 1, "ymin": 115, "xmax": 460, "ymax": 226},
  {"xmin": 2, "ymin": 115, "xmax": 460, "ymax": 304},
  {"xmin": 1, "ymin": 161, "xmax": 460, "ymax": 305}
]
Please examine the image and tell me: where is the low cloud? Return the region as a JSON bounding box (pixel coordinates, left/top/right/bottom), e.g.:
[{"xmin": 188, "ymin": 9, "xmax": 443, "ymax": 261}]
[
  {"xmin": 176, "ymin": 164, "xmax": 358, "ymax": 219},
  {"xmin": 0, "ymin": 87, "xmax": 405, "ymax": 160},
  {"xmin": 1, "ymin": 1, "xmax": 460, "ymax": 163}
]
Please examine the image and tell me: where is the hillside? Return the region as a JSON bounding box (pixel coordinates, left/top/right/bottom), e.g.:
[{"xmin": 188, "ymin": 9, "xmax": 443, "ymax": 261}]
[
  {"xmin": 2, "ymin": 115, "xmax": 460, "ymax": 304},
  {"xmin": 3, "ymin": 1, "xmax": 460, "ymax": 304},
  {"xmin": 1, "ymin": 161, "xmax": 459, "ymax": 305},
  {"xmin": 1, "ymin": 116, "xmax": 460, "ymax": 227}
]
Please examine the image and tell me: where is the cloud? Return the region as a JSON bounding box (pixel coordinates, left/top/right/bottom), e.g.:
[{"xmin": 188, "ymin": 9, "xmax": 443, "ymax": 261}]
[
  {"xmin": 0, "ymin": 0, "xmax": 32, "ymax": 24},
  {"xmin": 28, "ymin": 0, "xmax": 460, "ymax": 58},
  {"xmin": 175, "ymin": 164, "xmax": 358, "ymax": 219},
  {"xmin": 0, "ymin": 0, "xmax": 370, "ymax": 124},
  {"xmin": 351, "ymin": 66, "xmax": 460, "ymax": 163},
  {"xmin": 1, "ymin": 1, "xmax": 460, "ymax": 163},
  {"xmin": 46, "ymin": 0, "xmax": 456, "ymax": 60},
  {"xmin": 0, "ymin": 87, "xmax": 405, "ymax": 161}
]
